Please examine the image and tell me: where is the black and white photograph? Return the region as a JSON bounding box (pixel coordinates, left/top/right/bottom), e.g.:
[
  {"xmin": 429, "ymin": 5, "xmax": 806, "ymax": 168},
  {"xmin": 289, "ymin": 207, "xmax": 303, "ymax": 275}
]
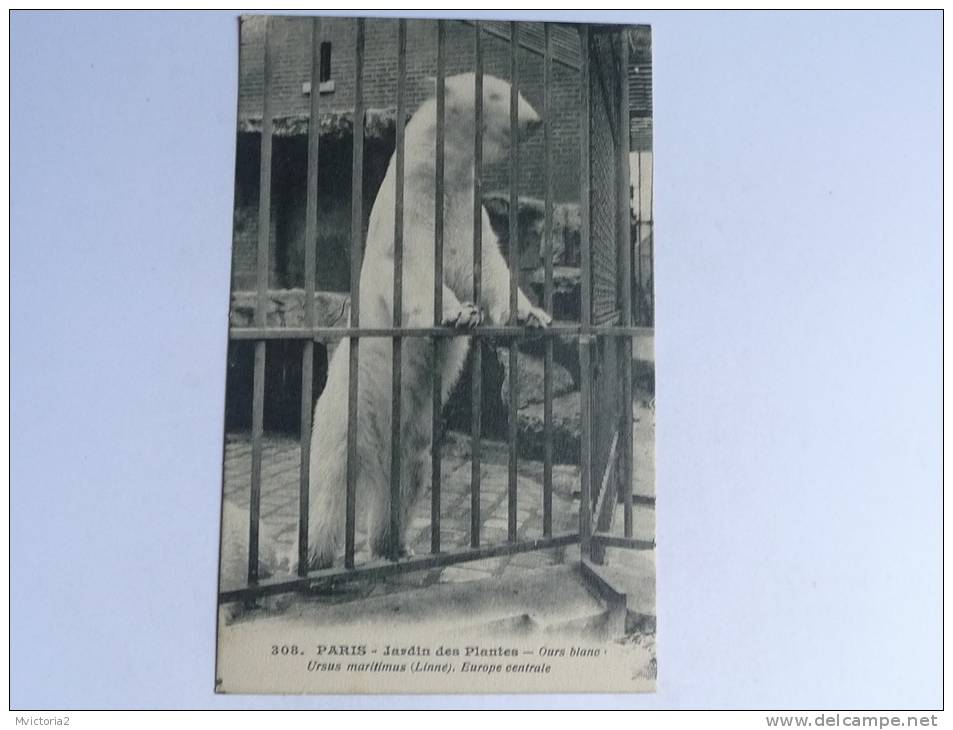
[
  {"xmin": 11, "ymin": 8, "xmax": 943, "ymax": 715},
  {"xmin": 215, "ymin": 15, "xmax": 657, "ymax": 694}
]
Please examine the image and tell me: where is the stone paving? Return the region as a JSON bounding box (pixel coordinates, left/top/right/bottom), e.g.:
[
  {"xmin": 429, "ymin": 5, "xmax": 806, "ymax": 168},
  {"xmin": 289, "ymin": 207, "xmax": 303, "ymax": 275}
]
[{"xmin": 219, "ymin": 398, "xmax": 655, "ymax": 595}]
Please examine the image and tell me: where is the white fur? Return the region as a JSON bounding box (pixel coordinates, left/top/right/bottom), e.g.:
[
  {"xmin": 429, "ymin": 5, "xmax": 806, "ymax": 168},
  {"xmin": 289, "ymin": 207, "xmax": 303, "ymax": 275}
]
[{"xmin": 306, "ymin": 73, "xmax": 550, "ymax": 568}]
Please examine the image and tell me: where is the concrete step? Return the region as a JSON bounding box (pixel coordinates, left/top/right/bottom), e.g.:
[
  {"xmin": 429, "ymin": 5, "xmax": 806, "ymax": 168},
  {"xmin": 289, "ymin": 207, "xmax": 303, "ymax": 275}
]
[
  {"xmin": 230, "ymin": 563, "xmax": 621, "ymax": 641},
  {"xmin": 583, "ymin": 547, "xmax": 656, "ymax": 624},
  {"xmin": 218, "ymin": 554, "xmax": 657, "ymax": 693}
]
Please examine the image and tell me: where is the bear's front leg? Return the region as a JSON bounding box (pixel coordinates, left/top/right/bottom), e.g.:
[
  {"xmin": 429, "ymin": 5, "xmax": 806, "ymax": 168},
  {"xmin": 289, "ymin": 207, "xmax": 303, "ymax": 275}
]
[
  {"xmin": 438, "ymin": 284, "xmax": 481, "ymax": 403},
  {"xmin": 477, "ymin": 212, "xmax": 553, "ymax": 329},
  {"xmin": 515, "ymin": 291, "xmax": 553, "ymax": 329},
  {"xmin": 441, "ymin": 284, "xmax": 483, "ymax": 329},
  {"xmin": 485, "ymin": 285, "xmax": 552, "ymax": 329}
]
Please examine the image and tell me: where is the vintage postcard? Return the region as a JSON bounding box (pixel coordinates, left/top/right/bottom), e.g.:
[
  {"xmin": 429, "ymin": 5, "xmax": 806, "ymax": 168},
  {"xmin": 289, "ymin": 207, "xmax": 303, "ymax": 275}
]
[{"xmin": 215, "ymin": 14, "xmax": 655, "ymax": 694}]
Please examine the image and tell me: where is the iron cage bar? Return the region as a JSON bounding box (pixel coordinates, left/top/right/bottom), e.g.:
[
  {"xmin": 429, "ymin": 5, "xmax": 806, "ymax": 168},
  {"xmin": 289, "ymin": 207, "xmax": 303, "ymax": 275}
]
[
  {"xmin": 225, "ymin": 20, "xmax": 649, "ymax": 604},
  {"xmin": 390, "ymin": 18, "xmax": 407, "ymax": 562},
  {"xmin": 470, "ymin": 21, "xmax": 484, "ymax": 549}
]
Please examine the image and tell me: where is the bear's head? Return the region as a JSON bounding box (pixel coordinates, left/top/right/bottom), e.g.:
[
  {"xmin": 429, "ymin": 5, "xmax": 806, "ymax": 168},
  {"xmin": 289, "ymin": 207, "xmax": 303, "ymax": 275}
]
[{"xmin": 416, "ymin": 73, "xmax": 541, "ymax": 166}]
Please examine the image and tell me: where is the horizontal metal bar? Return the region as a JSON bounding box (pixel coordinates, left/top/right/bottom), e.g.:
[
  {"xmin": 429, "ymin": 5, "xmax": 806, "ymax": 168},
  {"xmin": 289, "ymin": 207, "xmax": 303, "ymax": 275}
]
[
  {"xmin": 218, "ymin": 534, "xmax": 580, "ymax": 604},
  {"xmin": 229, "ymin": 325, "xmax": 655, "ymax": 340},
  {"xmin": 591, "ymin": 534, "xmax": 655, "ymax": 551}
]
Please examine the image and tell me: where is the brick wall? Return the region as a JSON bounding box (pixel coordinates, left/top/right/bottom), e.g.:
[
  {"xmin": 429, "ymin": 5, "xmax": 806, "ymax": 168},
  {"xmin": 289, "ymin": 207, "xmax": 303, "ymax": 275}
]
[
  {"xmin": 230, "ymin": 17, "xmax": 649, "ymax": 294},
  {"xmin": 238, "ymin": 16, "xmax": 582, "ymax": 203}
]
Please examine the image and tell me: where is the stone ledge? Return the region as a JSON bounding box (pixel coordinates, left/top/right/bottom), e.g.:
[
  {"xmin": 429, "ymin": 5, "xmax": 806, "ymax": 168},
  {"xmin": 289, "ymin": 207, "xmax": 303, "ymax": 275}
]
[
  {"xmin": 230, "ymin": 289, "xmax": 350, "ymax": 329},
  {"xmin": 238, "ymin": 108, "xmax": 402, "ymax": 139}
]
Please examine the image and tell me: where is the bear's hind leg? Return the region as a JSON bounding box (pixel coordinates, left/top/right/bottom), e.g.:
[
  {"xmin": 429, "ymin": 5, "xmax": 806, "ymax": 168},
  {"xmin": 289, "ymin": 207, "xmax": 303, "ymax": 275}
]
[{"xmin": 365, "ymin": 465, "xmax": 393, "ymax": 561}]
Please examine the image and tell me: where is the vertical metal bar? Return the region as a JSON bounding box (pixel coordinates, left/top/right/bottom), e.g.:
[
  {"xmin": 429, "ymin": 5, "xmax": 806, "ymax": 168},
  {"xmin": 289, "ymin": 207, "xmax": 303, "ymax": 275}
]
[
  {"xmin": 636, "ymin": 150, "xmax": 643, "ymax": 323},
  {"xmin": 648, "ymin": 156, "xmax": 654, "ymax": 321},
  {"xmin": 470, "ymin": 22, "xmax": 484, "ymax": 549},
  {"xmin": 248, "ymin": 16, "xmax": 273, "ymax": 587},
  {"xmin": 507, "ymin": 21, "xmax": 520, "ymax": 542},
  {"xmin": 250, "ymin": 344, "xmax": 265, "ymax": 586},
  {"xmin": 298, "ymin": 17, "xmax": 322, "ymax": 576},
  {"xmin": 431, "ymin": 19, "xmax": 446, "ymax": 555},
  {"xmin": 390, "ymin": 19, "xmax": 407, "ymax": 562},
  {"xmin": 618, "ymin": 30, "xmax": 634, "ymax": 539},
  {"xmin": 345, "ymin": 18, "xmax": 365, "ymax": 570},
  {"xmin": 578, "ymin": 24, "xmax": 594, "ymax": 555},
  {"xmin": 542, "ymin": 22, "xmax": 554, "ymax": 538},
  {"xmin": 299, "ymin": 341, "xmax": 313, "ymax": 576}
]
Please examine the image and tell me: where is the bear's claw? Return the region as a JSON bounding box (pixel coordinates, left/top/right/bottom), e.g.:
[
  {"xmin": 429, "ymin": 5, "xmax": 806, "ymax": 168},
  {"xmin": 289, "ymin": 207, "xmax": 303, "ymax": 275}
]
[
  {"xmin": 443, "ymin": 302, "xmax": 483, "ymax": 329},
  {"xmin": 518, "ymin": 305, "xmax": 552, "ymax": 328}
]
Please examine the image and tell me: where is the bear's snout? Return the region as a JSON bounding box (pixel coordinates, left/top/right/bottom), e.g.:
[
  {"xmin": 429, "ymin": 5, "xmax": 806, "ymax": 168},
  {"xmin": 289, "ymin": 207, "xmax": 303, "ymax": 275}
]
[{"xmin": 523, "ymin": 118, "xmax": 543, "ymax": 137}]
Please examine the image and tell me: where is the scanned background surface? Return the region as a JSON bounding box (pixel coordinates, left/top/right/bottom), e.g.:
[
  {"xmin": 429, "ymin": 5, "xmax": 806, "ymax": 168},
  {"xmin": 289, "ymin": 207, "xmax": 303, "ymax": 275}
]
[
  {"xmin": 216, "ymin": 15, "xmax": 656, "ymax": 694},
  {"xmin": 10, "ymin": 10, "xmax": 941, "ymax": 708}
]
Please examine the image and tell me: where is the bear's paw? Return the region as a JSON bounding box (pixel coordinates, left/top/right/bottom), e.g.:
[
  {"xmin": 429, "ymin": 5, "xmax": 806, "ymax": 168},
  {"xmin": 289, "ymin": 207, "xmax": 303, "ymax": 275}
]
[{"xmin": 442, "ymin": 302, "xmax": 484, "ymax": 329}]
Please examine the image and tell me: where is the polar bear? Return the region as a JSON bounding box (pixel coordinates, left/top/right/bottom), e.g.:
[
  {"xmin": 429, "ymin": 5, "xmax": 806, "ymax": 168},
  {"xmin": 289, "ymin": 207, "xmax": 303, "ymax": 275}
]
[{"xmin": 306, "ymin": 73, "xmax": 550, "ymax": 569}]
